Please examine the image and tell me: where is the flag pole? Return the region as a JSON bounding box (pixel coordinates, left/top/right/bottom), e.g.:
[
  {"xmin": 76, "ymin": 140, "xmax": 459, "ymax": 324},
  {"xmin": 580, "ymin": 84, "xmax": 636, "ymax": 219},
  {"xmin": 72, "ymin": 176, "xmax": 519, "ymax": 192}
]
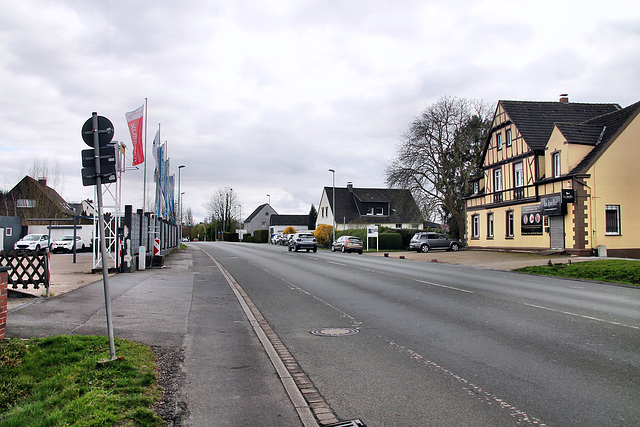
[{"xmin": 143, "ymin": 98, "xmax": 148, "ymax": 215}]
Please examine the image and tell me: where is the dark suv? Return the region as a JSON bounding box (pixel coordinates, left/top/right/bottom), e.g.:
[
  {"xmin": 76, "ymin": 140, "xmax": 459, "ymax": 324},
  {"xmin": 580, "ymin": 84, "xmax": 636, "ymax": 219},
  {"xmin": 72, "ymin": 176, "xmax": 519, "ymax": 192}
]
[
  {"xmin": 288, "ymin": 233, "xmax": 318, "ymax": 253},
  {"xmin": 409, "ymin": 232, "xmax": 462, "ymax": 253}
]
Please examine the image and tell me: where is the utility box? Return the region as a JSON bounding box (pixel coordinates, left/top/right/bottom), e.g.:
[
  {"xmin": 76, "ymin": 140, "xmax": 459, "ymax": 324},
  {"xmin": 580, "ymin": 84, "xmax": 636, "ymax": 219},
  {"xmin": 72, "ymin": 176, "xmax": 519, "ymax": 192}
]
[
  {"xmin": 139, "ymin": 246, "xmax": 146, "ymax": 270},
  {"xmin": 597, "ymin": 245, "xmax": 608, "ymax": 257}
]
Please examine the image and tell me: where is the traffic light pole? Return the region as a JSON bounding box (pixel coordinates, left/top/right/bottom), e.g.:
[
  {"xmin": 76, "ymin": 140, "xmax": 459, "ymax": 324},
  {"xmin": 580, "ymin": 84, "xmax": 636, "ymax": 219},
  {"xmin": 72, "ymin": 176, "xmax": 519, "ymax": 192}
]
[{"xmin": 91, "ymin": 112, "xmax": 116, "ymax": 360}]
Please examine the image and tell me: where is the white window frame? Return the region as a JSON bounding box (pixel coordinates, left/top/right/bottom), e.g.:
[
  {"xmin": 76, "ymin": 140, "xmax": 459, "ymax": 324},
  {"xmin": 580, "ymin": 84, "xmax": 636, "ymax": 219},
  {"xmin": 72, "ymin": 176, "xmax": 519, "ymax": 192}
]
[
  {"xmin": 506, "ymin": 128, "xmax": 512, "ymax": 147},
  {"xmin": 487, "ymin": 213, "xmax": 494, "ymax": 238},
  {"xmin": 506, "ymin": 211, "xmax": 514, "ymax": 237},
  {"xmin": 494, "ymin": 168, "xmax": 503, "ymax": 192},
  {"xmin": 553, "ymin": 152, "xmax": 561, "ymax": 178},
  {"xmin": 605, "ymin": 205, "xmax": 621, "ymax": 235},
  {"xmin": 514, "ymin": 162, "xmax": 524, "ymax": 188},
  {"xmin": 472, "ymin": 214, "xmax": 480, "ymax": 238},
  {"xmin": 496, "ymin": 133, "xmax": 503, "ymax": 150}
]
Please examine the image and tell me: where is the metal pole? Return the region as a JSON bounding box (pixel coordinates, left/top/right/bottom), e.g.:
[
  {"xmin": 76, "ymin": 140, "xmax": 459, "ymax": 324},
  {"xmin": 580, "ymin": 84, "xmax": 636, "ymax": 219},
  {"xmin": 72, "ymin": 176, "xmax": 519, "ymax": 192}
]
[
  {"xmin": 329, "ymin": 169, "xmax": 335, "ymax": 243},
  {"xmin": 178, "ymin": 165, "xmax": 185, "ymax": 243},
  {"xmin": 92, "ymin": 112, "xmax": 116, "ymax": 360}
]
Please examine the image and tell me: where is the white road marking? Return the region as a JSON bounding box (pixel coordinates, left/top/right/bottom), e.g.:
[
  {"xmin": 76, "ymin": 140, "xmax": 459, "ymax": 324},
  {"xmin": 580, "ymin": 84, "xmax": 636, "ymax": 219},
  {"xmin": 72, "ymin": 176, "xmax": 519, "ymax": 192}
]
[
  {"xmin": 415, "ymin": 279, "xmax": 475, "ymax": 294},
  {"xmin": 522, "ymin": 302, "xmax": 640, "ymax": 330}
]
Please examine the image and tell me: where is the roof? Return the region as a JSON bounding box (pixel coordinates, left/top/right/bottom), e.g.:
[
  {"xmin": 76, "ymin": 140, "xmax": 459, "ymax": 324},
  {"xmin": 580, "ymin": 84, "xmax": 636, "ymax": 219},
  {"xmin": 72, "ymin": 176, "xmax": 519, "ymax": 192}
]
[
  {"xmin": 555, "ymin": 123, "xmax": 605, "ymax": 146},
  {"xmin": 568, "ymin": 101, "xmax": 640, "ymax": 175},
  {"xmin": 270, "ymin": 214, "xmax": 309, "ymax": 226},
  {"xmin": 324, "ymin": 186, "xmax": 423, "ymax": 224},
  {"xmin": 6, "ymin": 176, "xmax": 75, "ymax": 217},
  {"xmin": 244, "ymin": 203, "xmax": 277, "ymax": 223},
  {"xmin": 498, "ymin": 101, "xmax": 620, "ymax": 151}
]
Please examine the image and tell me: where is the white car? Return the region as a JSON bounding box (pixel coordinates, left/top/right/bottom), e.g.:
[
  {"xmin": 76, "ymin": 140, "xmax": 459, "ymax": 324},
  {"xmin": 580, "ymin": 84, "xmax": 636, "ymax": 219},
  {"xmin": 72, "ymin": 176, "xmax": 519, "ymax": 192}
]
[
  {"xmin": 51, "ymin": 235, "xmax": 87, "ymax": 253},
  {"xmin": 14, "ymin": 234, "xmax": 50, "ymax": 251}
]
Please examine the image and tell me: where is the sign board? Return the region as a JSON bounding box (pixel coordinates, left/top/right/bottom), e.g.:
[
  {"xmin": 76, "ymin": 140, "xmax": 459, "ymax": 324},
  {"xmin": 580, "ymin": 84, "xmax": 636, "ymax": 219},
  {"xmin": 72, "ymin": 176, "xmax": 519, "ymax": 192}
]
[
  {"xmin": 541, "ymin": 195, "xmax": 563, "ymax": 216},
  {"xmin": 521, "ymin": 204, "xmax": 543, "ymax": 235},
  {"xmin": 81, "ymin": 115, "xmax": 114, "ymax": 147},
  {"xmin": 562, "ymin": 189, "xmax": 575, "ymax": 203},
  {"xmin": 153, "ymin": 238, "xmax": 161, "ymax": 256},
  {"xmin": 367, "ymin": 225, "xmax": 379, "ymax": 237}
]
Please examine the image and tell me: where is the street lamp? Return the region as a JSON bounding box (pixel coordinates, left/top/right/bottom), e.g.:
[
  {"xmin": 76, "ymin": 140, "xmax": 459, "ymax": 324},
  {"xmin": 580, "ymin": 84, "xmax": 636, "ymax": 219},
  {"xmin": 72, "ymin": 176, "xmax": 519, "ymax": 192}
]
[
  {"xmin": 328, "ymin": 169, "xmax": 335, "ymax": 243},
  {"xmin": 238, "ymin": 204, "xmax": 242, "ymax": 241},
  {"xmin": 178, "ymin": 165, "xmax": 185, "ymax": 242}
]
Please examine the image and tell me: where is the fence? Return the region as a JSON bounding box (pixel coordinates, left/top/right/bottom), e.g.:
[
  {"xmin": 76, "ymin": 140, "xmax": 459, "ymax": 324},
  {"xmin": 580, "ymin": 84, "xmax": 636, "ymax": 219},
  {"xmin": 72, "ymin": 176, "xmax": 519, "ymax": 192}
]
[
  {"xmin": 120, "ymin": 205, "xmax": 178, "ymax": 273},
  {"xmin": 0, "ymin": 249, "xmax": 49, "ymax": 290}
]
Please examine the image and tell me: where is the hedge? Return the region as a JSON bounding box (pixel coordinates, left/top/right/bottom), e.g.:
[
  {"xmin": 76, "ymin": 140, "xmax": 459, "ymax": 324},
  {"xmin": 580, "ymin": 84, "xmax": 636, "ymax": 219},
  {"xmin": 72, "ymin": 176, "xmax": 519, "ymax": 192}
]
[{"xmin": 253, "ymin": 229, "xmax": 269, "ymax": 243}]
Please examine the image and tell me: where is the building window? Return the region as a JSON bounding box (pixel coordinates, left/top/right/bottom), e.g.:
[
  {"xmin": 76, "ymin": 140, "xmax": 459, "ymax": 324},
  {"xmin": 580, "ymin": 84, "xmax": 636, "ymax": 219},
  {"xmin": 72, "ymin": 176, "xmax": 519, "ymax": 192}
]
[
  {"xmin": 487, "ymin": 213, "xmax": 494, "ymax": 238},
  {"xmin": 506, "ymin": 211, "xmax": 514, "ymax": 238},
  {"xmin": 395, "ymin": 224, "xmax": 402, "ymax": 229},
  {"xmin": 17, "ymin": 199, "xmax": 36, "ymax": 208},
  {"xmin": 514, "ymin": 162, "xmax": 524, "ymax": 187},
  {"xmin": 506, "ymin": 129, "xmax": 512, "ymax": 147},
  {"xmin": 5, "ymin": 228, "xmax": 12, "ymax": 237},
  {"xmin": 473, "ymin": 181, "xmax": 479, "ymax": 194},
  {"xmin": 605, "ymin": 205, "xmax": 621, "ymax": 235},
  {"xmin": 496, "ymin": 133, "xmax": 503, "ymax": 150},
  {"xmin": 375, "ymin": 207, "xmax": 384, "ymax": 215},
  {"xmin": 553, "ymin": 152, "xmax": 561, "ymax": 178},
  {"xmin": 472, "ymin": 215, "xmax": 479, "ymax": 238},
  {"xmin": 494, "ymin": 168, "xmax": 503, "ymax": 192}
]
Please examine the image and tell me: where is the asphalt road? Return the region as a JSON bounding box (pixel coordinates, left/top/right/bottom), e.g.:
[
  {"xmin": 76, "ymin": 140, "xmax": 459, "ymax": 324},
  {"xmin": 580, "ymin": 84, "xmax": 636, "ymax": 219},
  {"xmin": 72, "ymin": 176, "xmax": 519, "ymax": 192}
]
[{"xmin": 199, "ymin": 242, "xmax": 640, "ymax": 427}]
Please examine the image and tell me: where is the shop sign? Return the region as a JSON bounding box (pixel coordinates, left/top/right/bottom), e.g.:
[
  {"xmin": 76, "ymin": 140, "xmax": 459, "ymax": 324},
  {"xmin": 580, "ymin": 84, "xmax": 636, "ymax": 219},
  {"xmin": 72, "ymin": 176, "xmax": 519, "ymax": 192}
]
[
  {"xmin": 521, "ymin": 204, "xmax": 543, "ymax": 235},
  {"xmin": 541, "ymin": 195, "xmax": 563, "ymax": 216},
  {"xmin": 562, "ymin": 189, "xmax": 575, "ymax": 203}
]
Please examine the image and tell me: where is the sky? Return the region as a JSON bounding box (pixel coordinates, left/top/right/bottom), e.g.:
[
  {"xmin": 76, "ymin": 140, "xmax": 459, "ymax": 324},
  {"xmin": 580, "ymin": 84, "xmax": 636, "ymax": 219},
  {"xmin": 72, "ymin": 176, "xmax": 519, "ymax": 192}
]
[{"xmin": 1, "ymin": 0, "xmax": 639, "ymax": 223}]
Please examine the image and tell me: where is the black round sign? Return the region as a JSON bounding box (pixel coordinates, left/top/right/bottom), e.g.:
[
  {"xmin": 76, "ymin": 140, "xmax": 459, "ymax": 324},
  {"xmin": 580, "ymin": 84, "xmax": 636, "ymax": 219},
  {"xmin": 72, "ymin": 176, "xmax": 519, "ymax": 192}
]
[{"xmin": 81, "ymin": 115, "xmax": 114, "ymax": 147}]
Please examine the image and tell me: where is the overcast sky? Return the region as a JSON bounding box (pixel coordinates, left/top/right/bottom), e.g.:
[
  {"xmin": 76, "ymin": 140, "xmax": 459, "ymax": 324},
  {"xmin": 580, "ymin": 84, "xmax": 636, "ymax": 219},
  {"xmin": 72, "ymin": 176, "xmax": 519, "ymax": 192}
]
[{"xmin": 1, "ymin": 0, "xmax": 639, "ymax": 223}]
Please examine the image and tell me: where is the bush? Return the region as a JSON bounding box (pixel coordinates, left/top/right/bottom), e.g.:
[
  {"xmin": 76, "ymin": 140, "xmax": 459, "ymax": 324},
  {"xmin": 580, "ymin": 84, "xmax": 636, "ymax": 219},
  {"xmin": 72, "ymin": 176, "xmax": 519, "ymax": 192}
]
[
  {"xmin": 222, "ymin": 232, "xmax": 239, "ymax": 242},
  {"xmin": 254, "ymin": 229, "xmax": 269, "ymax": 243},
  {"xmin": 314, "ymin": 224, "xmax": 334, "ymax": 247},
  {"xmin": 283, "ymin": 226, "xmax": 297, "ymax": 235}
]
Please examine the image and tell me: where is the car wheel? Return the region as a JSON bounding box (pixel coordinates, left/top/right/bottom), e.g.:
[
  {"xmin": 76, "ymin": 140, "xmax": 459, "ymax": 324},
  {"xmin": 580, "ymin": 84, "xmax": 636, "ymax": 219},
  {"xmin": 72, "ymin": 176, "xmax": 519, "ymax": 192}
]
[
  {"xmin": 450, "ymin": 242, "xmax": 460, "ymax": 251},
  {"xmin": 306, "ymin": 248, "xmax": 310, "ymax": 252},
  {"xmin": 35, "ymin": 245, "xmax": 41, "ymax": 251},
  {"xmin": 288, "ymin": 245, "xmax": 292, "ymax": 252},
  {"xmin": 331, "ymin": 246, "xmax": 336, "ymax": 252},
  {"xmin": 341, "ymin": 246, "xmax": 346, "ymax": 253},
  {"xmin": 420, "ymin": 244, "xmax": 429, "ymax": 253},
  {"xmin": 313, "ymin": 247, "xmax": 317, "ymax": 253},
  {"xmin": 358, "ymin": 250, "xmax": 363, "ymax": 255}
]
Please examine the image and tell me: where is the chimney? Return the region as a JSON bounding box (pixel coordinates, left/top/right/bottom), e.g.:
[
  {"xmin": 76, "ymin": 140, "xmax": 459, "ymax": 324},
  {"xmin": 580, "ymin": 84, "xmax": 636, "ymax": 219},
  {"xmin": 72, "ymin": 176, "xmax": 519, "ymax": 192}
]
[
  {"xmin": 38, "ymin": 177, "xmax": 47, "ymax": 186},
  {"xmin": 347, "ymin": 182, "xmax": 353, "ymax": 192},
  {"xmin": 559, "ymin": 94, "xmax": 569, "ymax": 103}
]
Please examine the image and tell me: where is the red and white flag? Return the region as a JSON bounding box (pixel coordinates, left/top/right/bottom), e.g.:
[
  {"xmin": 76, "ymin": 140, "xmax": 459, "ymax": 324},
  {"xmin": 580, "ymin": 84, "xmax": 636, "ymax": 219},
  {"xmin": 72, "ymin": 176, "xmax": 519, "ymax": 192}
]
[{"xmin": 125, "ymin": 104, "xmax": 145, "ymax": 166}]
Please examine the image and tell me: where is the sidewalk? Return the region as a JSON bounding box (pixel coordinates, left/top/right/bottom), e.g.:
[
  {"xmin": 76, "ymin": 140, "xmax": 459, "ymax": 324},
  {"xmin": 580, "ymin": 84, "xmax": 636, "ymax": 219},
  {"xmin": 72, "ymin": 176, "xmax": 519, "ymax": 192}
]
[{"xmin": 6, "ymin": 247, "xmax": 303, "ymax": 426}]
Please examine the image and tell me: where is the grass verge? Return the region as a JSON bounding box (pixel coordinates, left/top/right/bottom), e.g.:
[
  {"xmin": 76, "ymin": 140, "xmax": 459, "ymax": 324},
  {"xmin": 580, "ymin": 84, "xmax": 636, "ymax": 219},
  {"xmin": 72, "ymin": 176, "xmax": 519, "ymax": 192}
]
[
  {"xmin": 514, "ymin": 259, "xmax": 640, "ymax": 286},
  {"xmin": 0, "ymin": 335, "xmax": 164, "ymax": 426}
]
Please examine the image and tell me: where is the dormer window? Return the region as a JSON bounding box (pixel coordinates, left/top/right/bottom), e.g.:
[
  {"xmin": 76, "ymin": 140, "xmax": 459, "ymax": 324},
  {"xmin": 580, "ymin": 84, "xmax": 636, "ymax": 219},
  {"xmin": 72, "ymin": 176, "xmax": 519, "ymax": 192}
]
[{"xmin": 375, "ymin": 207, "xmax": 384, "ymax": 215}]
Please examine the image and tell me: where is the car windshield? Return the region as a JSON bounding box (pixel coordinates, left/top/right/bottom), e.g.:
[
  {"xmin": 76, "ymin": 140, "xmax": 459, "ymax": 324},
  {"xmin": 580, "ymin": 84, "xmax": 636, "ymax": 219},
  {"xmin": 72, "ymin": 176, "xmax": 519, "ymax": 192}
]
[
  {"xmin": 23, "ymin": 235, "xmax": 41, "ymax": 241},
  {"xmin": 60, "ymin": 236, "xmax": 74, "ymax": 241}
]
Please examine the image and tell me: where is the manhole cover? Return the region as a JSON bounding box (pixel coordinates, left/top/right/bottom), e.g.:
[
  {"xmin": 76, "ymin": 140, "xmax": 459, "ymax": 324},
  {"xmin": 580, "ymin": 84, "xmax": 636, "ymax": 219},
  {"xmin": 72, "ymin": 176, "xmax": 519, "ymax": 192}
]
[{"xmin": 310, "ymin": 327, "xmax": 359, "ymax": 337}]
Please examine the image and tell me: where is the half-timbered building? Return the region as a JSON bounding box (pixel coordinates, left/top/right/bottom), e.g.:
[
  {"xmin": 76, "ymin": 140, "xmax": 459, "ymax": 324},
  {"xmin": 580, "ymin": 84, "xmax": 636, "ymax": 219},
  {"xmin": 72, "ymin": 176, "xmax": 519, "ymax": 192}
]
[{"xmin": 466, "ymin": 97, "xmax": 640, "ymax": 258}]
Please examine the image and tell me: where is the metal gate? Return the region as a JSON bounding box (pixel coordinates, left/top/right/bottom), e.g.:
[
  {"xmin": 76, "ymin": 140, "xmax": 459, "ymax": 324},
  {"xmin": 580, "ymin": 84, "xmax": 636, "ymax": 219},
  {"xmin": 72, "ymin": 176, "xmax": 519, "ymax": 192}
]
[{"xmin": 549, "ymin": 216, "xmax": 565, "ymax": 250}]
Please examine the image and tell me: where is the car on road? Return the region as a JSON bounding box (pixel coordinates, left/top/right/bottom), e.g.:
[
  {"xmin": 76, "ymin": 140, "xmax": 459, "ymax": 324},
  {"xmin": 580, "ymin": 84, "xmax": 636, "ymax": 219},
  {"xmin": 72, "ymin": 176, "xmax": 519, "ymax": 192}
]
[
  {"xmin": 331, "ymin": 235, "xmax": 363, "ymax": 254},
  {"xmin": 14, "ymin": 233, "xmax": 50, "ymax": 251},
  {"xmin": 288, "ymin": 233, "xmax": 318, "ymax": 252},
  {"xmin": 409, "ymin": 232, "xmax": 462, "ymax": 253},
  {"xmin": 50, "ymin": 235, "xmax": 88, "ymax": 253}
]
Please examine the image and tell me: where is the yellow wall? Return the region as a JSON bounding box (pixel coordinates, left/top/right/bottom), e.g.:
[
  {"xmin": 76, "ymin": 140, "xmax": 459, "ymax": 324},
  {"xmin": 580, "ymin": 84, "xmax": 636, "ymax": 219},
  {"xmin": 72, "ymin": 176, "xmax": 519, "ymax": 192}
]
[{"xmin": 585, "ymin": 114, "xmax": 640, "ymax": 250}]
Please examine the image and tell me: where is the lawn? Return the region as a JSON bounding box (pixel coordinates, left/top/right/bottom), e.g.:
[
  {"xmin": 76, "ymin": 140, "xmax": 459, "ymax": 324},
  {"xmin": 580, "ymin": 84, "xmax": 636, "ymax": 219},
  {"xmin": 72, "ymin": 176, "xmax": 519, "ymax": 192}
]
[
  {"xmin": 0, "ymin": 335, "xmax": 164, "ymax": 426},
  {"xmin": 514, "ymin": 259, "xmax": 640, "ymax": 286}
]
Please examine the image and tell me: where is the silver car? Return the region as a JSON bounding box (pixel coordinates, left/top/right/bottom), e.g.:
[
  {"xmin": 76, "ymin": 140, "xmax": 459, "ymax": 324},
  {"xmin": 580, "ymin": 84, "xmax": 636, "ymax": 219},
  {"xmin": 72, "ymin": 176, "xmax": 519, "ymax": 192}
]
[
  {"xmin": 409, "ymin": 232, "xmax": 462, "ymax": 253},
  {"xmin": 14, "ymin": 234, "xmax": 50, "ymax": 251},
  {"xmin": 288, "ymin": 233, "xmax": 318, "ymax": 252}
]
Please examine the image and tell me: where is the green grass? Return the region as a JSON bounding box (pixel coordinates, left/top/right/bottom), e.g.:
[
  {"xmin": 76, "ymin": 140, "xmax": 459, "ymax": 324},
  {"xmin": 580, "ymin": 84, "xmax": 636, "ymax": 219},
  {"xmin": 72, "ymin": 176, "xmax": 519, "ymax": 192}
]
[
  {"xmin": 0, "ymin": 335, "xmax": 164, "ymax": 426},
  {"xmin": 514, "ymin": 259, "xmax": 640, "ymax": 286}
]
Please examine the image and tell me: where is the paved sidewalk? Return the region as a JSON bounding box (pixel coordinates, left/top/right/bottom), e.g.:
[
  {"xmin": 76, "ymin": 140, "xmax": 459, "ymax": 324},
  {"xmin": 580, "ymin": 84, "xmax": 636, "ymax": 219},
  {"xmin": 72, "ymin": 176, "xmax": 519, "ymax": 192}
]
[{"xmin": 6, "ymin": 247, "xmax": 303, "ymax": 426}]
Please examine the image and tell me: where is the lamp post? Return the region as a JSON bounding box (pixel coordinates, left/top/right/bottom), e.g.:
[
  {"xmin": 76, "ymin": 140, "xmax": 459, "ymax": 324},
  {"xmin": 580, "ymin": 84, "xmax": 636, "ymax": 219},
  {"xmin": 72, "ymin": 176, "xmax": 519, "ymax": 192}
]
[
  {"xmin": 178, "ymin": 165, "xmax": 185, "ymax": 242},
  {"xmin": 328, "ymin": 169, "xmax": 335, "ymax": 243},
  {"xmin": 238, "ymin": 204, "xmax": 242, "ymax": 241}
]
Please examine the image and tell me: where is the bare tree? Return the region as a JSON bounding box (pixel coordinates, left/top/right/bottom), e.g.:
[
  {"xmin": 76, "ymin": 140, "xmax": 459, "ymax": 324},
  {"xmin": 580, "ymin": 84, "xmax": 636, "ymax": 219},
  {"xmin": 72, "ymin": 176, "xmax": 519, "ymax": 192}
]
[
  {"xmin": 206, "ymin": 187, "xmax": 239, "ymax": 235},
  {"xmin": 386, "ymin": 96, "xmax": 493, "ymax": 238},
  {"xmin": 25, "ymin": 156, "xmax": 65, "ymax": 194}
]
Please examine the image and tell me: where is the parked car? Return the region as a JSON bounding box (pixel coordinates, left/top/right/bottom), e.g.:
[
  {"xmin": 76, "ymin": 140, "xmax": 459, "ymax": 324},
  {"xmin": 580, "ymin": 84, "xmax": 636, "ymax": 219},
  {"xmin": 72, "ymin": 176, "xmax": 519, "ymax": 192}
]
[
  {"xmin": 14, "ymin": 234, "xmax": 50, "ymax": 251},
  {"xmin": 331, "ymin": 235, "xmax": 363, "ymax": 254},
  {"xmin": 50, "ymin": 235, "xmax": 87, "ymax": 253},
  {"xmin": 409, "ymin": 232, "xmax": 462, "ymax": 253},
  {"xmin": 288, "ymin": 233, "xmax": 318, "ymax": 252},
  {"xmin": 271, "ymin": 234, "xmax": 283, "ymax": 245},
  {"xmin": 281, "ymin": 234, "xmax": 295, "ymax": 246}
]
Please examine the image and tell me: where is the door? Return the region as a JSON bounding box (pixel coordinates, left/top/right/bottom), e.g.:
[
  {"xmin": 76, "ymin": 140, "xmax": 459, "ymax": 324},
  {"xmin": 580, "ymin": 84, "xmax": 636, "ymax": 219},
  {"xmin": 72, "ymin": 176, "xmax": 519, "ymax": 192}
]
[{"xmin": 549, "ymin": 216, "xmax": 565, "ymax": 250}]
